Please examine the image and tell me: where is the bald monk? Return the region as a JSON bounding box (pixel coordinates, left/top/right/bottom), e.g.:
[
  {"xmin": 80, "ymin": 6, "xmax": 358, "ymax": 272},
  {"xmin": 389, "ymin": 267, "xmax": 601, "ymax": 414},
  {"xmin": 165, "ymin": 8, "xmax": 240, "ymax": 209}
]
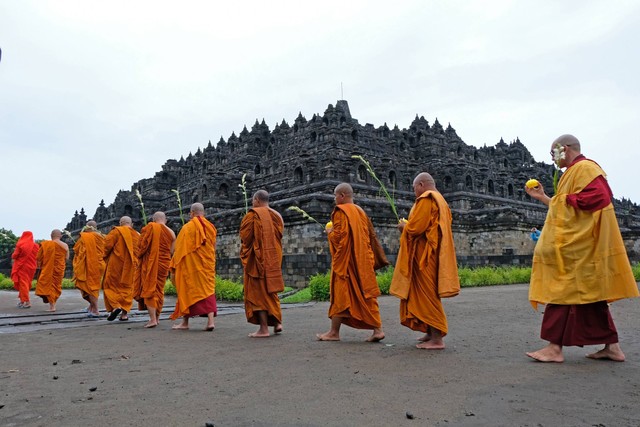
[
  {"xmin": 72, "ymin": 220, "xmax": 106, "ymax": 317},
  {"xmin": 525, "ymin": 134, "xmax": 639, "ymax": 363},
  {"xmin": 35, "ymin": 229, "xmax": 69, "ymax": 311},
  {"xmin": 316, "ymin": 183, "xmax": 385, "ymax": 342},
  {"xmin": 134, "ymin": 211, "xmax": 176, "ymax": 328},
  {"xmin": 170, "ymin": 203, "xmax": 217, "ymax": 331},
  {"xmin": 103, "ymin": 216, "xmax": 140, "ymax": 321},
  {"xmin": 11, "ymin": 231, "xmax": 40, "ymax": 309},
  {"xmin": 240, "ymin": 190, "xmax": 284, "ymax": 338},
  {"xmin": 390, "ymin": 172, "xmax": 460, "ymax": 350}
]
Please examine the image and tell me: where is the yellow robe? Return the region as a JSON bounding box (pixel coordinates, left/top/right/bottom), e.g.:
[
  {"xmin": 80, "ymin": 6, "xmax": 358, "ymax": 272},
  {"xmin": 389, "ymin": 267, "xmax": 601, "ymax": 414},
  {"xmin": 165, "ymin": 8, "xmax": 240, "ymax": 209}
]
[
  {"xmin": 103, "ymin": 226, "xmax": 140, "ymax": 312},
  {"xmin": 72, "ymin": 232, "xmax": 106, "ymax": 300},
  {"xmin": 35, "ymin": 240, "xmax": 67, "ymax": 305},
  {"xmin": 390, "ymin": 190, "xmax": 459, "ymax": 335},
  {"xmin": 328, "ymin": 203, "xmax": 382, "ymax": 330},
  {"xmin": 240, "ymin": 207, "xmax": 284, "ymax": 326},
  {"xmin": 134, "ymin": 222, "xmax": 174, "ymax": 313},
  {"xmin": 170, "ymin": 216, "xmax": 217, "ymax": 320},
  {"xmin": 529, "ymin": 160, "xmax": 638, "ymax": 308}
]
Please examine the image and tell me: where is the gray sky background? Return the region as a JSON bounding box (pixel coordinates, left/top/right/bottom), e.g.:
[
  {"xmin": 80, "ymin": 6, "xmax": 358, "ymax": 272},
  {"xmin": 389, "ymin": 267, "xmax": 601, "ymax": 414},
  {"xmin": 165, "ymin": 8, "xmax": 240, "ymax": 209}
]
[{"xmin": 1, "ymin": 0, "xmax": 639, "ymax": 240}]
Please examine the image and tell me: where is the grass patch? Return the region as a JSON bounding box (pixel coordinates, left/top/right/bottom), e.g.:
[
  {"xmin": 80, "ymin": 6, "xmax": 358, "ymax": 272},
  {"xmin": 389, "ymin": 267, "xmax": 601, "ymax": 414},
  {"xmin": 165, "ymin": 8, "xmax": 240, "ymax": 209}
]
[{"xmin": 281, "ymin": 287, "xmax": 312, "ymax": 304}]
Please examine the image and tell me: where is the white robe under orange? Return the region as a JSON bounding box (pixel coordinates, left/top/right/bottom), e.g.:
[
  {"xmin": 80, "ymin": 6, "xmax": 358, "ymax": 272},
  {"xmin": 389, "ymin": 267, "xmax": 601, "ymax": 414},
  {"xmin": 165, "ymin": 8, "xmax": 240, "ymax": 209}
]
[{"xmin": 103, "ymin": 226, "xmax": 140, "ymax": 312}]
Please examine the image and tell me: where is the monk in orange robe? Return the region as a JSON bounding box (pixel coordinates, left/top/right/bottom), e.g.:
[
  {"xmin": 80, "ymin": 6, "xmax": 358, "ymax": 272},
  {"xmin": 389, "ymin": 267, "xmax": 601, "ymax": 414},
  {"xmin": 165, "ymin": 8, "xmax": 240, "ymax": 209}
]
[
  {"xmin": 103, "ymin": 216, "xmax": 140, "ymax": 321},
  {"xmin": 170, "ymin": 202, "xmax": 217, "ymax": 331},
  {"xmin": 390, "ymin": 172, "xmax": 460, "ymax": 350},
  {"xmin": 35, "ymin": 229, "xmax": 69, "ymax": 311},
  {"xmin": 134, "ymin": 211, "xmax": 176, "ymax": 328},
  {"xmin": 240, "ymin": 190, "xmax": 284, "ymax": 338},
  {"xmin": 72, "ymin": 221, "xmax": 106, "ymax": 317},
  {"xmin": 525, "ymin": 135, "xmax": 638, "ymax": 363},
  {"xmin": 316, "ymin": 183, "xmax": 385, "ymax": 342},
  {"xmin": 11, "ymin": 231, "xmax": 40, "ymax": 309}
]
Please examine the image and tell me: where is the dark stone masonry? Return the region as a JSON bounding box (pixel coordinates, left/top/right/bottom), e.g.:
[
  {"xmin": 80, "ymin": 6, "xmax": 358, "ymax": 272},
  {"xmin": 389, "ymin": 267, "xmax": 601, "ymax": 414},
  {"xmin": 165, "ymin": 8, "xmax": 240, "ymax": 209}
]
[{"xmin": 64, "ymin": 100, "xmax": 640, "ymax": 287}]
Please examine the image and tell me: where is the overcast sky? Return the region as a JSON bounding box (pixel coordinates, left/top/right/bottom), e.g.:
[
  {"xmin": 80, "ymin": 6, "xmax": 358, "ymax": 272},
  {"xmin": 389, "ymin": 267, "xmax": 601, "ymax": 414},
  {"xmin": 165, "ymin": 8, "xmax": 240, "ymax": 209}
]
[{"xmin": 1, "ymin": 0, "xmax": 639, "ymax": 240}]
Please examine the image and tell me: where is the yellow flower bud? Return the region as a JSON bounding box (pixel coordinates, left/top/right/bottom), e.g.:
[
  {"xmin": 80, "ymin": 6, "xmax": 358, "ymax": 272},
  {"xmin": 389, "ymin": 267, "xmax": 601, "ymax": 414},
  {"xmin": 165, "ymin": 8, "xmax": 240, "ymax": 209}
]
[
  {"xmin": 525, "ymin": 178, "xmax": 540, "ymax": 189},
  {"xmin": 400, "ymin": 218, "xmax": 408, "ymax": 224},
  {"xmin": 325, "ymin": 221, "xmax": 333, "ymax": 229}
]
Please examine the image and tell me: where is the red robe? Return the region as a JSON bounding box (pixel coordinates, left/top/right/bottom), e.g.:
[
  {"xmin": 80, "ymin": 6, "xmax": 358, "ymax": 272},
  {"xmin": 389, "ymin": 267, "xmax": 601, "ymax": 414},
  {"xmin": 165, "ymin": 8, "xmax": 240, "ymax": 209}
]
[{"xmin": 11, "ymin": 231, "xmax": 40, "ymax": 304}]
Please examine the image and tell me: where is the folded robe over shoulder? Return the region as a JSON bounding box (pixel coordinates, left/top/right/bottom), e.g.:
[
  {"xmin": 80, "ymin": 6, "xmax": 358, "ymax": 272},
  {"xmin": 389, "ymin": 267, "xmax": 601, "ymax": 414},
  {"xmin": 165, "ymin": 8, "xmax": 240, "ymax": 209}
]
[
  {"xmin": 240, "ymin": 206, "xmax": 284, "ymax": 326},
  {"xmin": 134, "ymin": 222, "xmax": 174, "ymax": 312},
  {"xmin": 72, "ymin": 232, "xmax": 106, "ymax": 299},
  {"xmin": 35, "ymin": 240, "xmax": 67, "ymax": 305},
  {"xmin": 170, "ymin": 216, "xmax": 217, "ymax": 320}
]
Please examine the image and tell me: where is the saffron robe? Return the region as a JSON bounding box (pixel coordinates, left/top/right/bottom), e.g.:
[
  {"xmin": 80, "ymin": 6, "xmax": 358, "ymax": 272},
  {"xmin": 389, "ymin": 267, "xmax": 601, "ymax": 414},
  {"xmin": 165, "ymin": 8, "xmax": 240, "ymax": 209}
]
[
  {"xmin": 240, "ymin": 207, "xmax": 284, "ymax": 326},
  {"xmin": 103, "ymin": 226, "xmax": 140, "ymax": 313},
  {"xmin": 134, "ymin": 222, "xmax": 174, "ymax": 313},
  {"xmin": 11, "ymin": 231, "xmax": 40, "ymax": 303},
  {"xmin": 327, "ymin": 203, "xmax": 382, "ymax": 330},
  {"xmin": 35, "ymin": 240, "xmax": 67, "ymax": 305},
  {"xmin": 170, "ymin": 216, "xmax": 217, "ymax": 320},
  {"xmin": 390, "ymin": 190, "xmax": 460, "ymax": 335},
  {"xmin": 529, "ymin": 158, "xmax": 638, "ymax": 308},
  {"xmin": 72, "ymin": 231, "xmax": 106, "ymax": 300}
]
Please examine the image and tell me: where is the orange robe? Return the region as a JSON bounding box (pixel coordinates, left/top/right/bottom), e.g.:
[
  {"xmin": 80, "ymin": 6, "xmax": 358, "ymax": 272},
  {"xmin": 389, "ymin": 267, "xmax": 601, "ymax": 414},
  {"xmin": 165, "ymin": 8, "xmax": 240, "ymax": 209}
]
[
  {"xmin": 103, "ymin": 226, "xmax": 140, "ymax": 312},
  {"xmin": 35, "ymin": 240, "xmax": 67, "ymax": 305},
  {"xmin": 170, "ymin": 216, "xmax": 217, "ymax": 320},
  {"xmin": 327, "ymin": 204, "xmax": 382, "ymax": 330},
  {"xmin": 240, "ymin": 207, "xmax": 284, "ymax": 326},
  {"xmin": 134, "ymin": 222, "xmax": 174, "ymax": 313},
  {"xmin": 390, "ymin": 190, "xmax": 460, "ymax": 335},
  {"xmin": 11, "ymin": 231, "xmax": 40, "ymax": 304},
  {"xmin": 72, "ymin": 231, "xmax": 106, "ymax": 301}
]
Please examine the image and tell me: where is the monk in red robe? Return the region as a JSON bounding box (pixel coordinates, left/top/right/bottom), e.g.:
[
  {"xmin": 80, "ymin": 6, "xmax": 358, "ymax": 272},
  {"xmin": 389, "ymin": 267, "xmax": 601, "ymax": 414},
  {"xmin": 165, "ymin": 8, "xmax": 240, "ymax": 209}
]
[
  {"xmin": 170, "ymin": 203, "xmax": 217, "ymax": 331},
  {"xmin": 525, "ymin": 134, "xmax": 638, "ymax": 363},
  {"xmin": 35, "ymin": 229, "xmax": 69, "ymax": 311},
  {"xmin": 316, "ymin": 183, "xmax": 385, "ymax": 342},
  {"xmin": 72, "ymin": 221, "xmax": 106, "ymax": 317},
  {"xmin": 134, "ymin": 211, "xmax": 176, "ymax": 328},
  {"xmin": 103, "ymin": 216, "xmax": 140, "ymax": 322},
  {"xmin": 240, "ymin": 190, "xmax": 284, "ymax": 337},
  {"xmin": 390, "ymin": 173, "xmax": 460, "ymax": 350},
  {"xmin": 11, "ymin": 231, "xmax": 40, "ymax": 309}
]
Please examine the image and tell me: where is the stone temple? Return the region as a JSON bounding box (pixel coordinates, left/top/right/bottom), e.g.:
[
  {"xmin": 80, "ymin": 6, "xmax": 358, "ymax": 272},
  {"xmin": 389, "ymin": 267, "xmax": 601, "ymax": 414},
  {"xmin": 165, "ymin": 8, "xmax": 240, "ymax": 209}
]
[{"xmin": 64, "ymin": 100, "xmax": 640, "ymax": 286}]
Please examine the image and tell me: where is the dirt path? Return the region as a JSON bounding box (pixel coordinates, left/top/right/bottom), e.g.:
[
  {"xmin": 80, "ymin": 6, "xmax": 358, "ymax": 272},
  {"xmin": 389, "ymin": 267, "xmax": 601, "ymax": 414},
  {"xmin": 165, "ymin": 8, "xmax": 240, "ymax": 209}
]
[{"xmin": 1, "ymin": 285, "xmax": 639, "ymax": 426}]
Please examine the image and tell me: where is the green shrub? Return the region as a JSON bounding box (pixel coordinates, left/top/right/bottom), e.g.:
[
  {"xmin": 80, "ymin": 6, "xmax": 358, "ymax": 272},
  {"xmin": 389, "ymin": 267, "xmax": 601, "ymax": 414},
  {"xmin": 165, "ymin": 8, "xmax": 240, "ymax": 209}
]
[
  {"xmin": 164, "ymin": 280, "xmax": 176, "ymax": 296},
  {"xmin": 309, "ymin": 271, "xmax": 331, "ymax": 301},
  {"xmin": 62, "ymin": 278, "xmax": 75, "ymax": 289},
  {"xmin": 376, "ymin": 267, "xmax": 394, "ymax": 295},
  {"xmin": 632, "ymin": 262, "xmax": 640, "ymax": 282},
  {"xmin": 216, "ymin": 278, "xmax": 244, "ymax": 302},
  {"xmin": 0, "ymin": 276, "xmax": 14, "ymax": 290},
  {"xmin": 281, "ymin": 287, "xmax": 312, "ymax": 304}
]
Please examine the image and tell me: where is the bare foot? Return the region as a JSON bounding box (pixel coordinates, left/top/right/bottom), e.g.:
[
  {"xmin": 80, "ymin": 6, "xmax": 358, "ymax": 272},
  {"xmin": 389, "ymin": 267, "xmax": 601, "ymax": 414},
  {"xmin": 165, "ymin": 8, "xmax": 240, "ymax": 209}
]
[
  {"xmin": 204, "ymin": 325, "xmax": 215, "ymax": 331},
  {"xmin": 144, "ymin": 322, "xmax": 158, "ymax": 329},
  {"xmin": 366, "ymin": 332, "xmax": 385, "ymax": 342},
  {"xmin": 46, "ymin": 307, "xmax": 57, "ymax": 312},
  {"xmin": 172, "ymin": 324, "xmax": 189, "ymax": 330},
  {"xmin": 526, "ymin": 344, "xmax": 564, "ymax": 363},
  {"xmin": 416, "ymin": 340, "xmax": 445, "ymax": 350},
  {"xmin": 586, "ymin": 344, "xmax": 625, "ymax": 362},
  {"xmin": 274, "ymin": 324, "xmax": 283, "ymax": 334},
  {"xmin": 316, "ymin": 332, "xmax": 340, "ymax": 341},
  {"xmin": 249, "ymin": 331, "xmax": 270, "ymax": 338},
  {"xmin": 417, "ymin": 333, "xmax": 431, "ymax": 342}
]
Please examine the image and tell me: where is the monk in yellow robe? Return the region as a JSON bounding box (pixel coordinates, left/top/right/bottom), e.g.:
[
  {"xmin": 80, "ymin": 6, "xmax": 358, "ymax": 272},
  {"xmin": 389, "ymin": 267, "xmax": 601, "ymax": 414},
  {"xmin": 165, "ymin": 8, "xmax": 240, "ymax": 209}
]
[
  {"xmin": 390, "ymin": 172, "xmax": 460, "ymax": 350},
  {"xmin": 316, "ymin": 183, "xmax": 385, "ymax": 342},
  {"xmin": 240, "ymin": 190, "xmax": 284, "ymax": 338},
  {"xmin": 103, "ymin": 216, "xmax": 140, "ymax": 322},
  {"xmin": 525, "ymin": 134, "xmax": 638, "ymax": 363},
  {"xmin": 11, "ymin": 231, "xmax": 40, "ymax": 309},
  {"xmin": 134, "ymin": 211, "xmax": 176, "ymax": 328},
  {"xmin": 170, "ymin": 202, "xmax": 217, "ymax": 331},
  {"xmin": 72, "ymin": 221, "xmax": 106, "ymax": 317},
  {"xmin": 35, "ymin": 229, "xmax": 69, "ymax": 311}
]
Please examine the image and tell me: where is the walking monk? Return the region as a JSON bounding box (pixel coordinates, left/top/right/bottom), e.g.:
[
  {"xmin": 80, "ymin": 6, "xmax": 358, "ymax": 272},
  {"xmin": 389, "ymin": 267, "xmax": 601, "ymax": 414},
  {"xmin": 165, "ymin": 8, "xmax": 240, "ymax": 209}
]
[
  {"xmin": 72, "ymin": 221, "xmax": 106, "ymax": 317},
  {"xmin": 390, "ymin": 172, "xmax": 460, "ymax": 350},
  {"xmin": 11, "ymin": 231, "xmax": 40, "ymax": 309},
  {"xmin": 103, "ymin": 216, "xmax": 140, "ymax": 322},
  {"xmin": 240, "ymin": 190, "xmax": 284, "ymax": 338},
  {"xmin": 525, "ymin": 134, "xmax": 638, "ymax": 363},
  {"xmin": 134, "ymin": 211, "xmax": 176, "ymax": 328},
  {"xmin": 170, "ymin": 203, "xmax": 217, "ymax": 331},
  {"xmin": 35, "ymin": 229, "xmax": 69, "ymax": 311},
  {"xmin": 316, "ymin": 183, "xmax": 386, "ymax": 342}
]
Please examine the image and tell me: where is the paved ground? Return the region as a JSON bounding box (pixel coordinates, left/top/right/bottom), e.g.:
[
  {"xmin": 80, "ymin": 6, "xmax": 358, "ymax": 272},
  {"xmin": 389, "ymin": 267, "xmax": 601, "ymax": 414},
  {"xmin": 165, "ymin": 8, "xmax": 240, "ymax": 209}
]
[{"xmin": 1, "ymin": 285, "xmax": 639, "ymax": 427}]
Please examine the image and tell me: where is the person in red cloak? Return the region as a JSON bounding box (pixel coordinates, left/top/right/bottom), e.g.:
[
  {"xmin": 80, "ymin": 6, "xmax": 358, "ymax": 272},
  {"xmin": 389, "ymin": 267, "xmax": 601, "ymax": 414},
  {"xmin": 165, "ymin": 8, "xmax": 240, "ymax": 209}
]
[{"xmin": 11, "ymin": 231, "xmax": 40, "ymax": 309}]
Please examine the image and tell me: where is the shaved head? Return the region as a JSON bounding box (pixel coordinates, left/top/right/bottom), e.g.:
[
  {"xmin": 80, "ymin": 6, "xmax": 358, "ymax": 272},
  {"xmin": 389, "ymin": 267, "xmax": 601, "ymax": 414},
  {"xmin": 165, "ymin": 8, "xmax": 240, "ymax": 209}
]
[
  {"xmin": 253, "ymin": 190, "xmax": 269, "ymax": 202},
  {"xmin": 334, "ymin": 183, "xmax": 354, "ymax": 205},
  {"xmin": 51, "ymin": 229, "xmax": 62, "ymax": 239},
  {"xmin": 190, "ymin": 203, "xmax": 205, "ymax": 216},
  {"xmin": 119, "ymin": 216, "xmax": 132, "ymax": 226},
  {"xmin": 152, "ymin": 211, "xmax": 167, "ymax": 223},
  {"xmin": 413, "ymin": 172, "xmax": 437, "ymax": 197},
  {"xmin": 552, "ymin": 134, "xmax": 581, "ymax": 152},
  {"xmin": 87, "ymin": 220, "xmax": 97, "ymax": 228}
]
